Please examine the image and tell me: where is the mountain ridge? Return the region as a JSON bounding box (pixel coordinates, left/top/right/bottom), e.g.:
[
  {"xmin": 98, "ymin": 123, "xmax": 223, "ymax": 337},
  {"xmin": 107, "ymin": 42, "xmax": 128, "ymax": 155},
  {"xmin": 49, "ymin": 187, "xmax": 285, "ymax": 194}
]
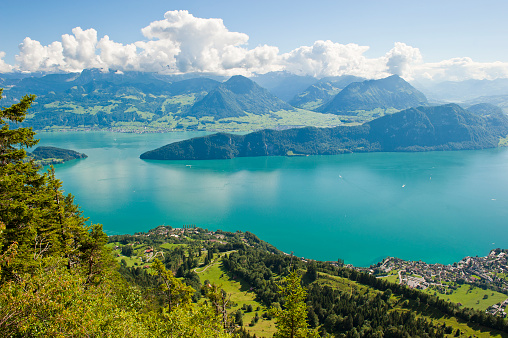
[{"xmin": 140, "ymin": 103, "xmax": 508, "ymax": 160}]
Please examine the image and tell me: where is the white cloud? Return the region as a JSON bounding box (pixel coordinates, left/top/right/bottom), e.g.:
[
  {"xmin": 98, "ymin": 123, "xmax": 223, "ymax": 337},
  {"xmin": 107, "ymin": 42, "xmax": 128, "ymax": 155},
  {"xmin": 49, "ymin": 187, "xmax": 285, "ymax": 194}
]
[
  {"xmin": 2, "ymin": 10, "xmax": 507, "ymax": 82},
  {"xmin": 97, "ymin": 36, "xmax": 140, "ymax": 71},
  {"xmin": 141, "ymin": 10, "xmax": 252, "ymax": 74},
  {"xmin": 413, "ymin": 57, "xmax": 508, "ymax": 82},
  {"xmin": 384, "ymin": 42, "xmax": 423, "ymax": 80},
  {"xmin": 281, "ymin": 40, "xmax": 384, "ymax": 78},
  {"xmin": 0, "ymin": 51, "xmax": 12, "ymax": 72},
  {"xmin": 61, "ymin": 27, "xmax": 101, "ymax": 71},
  {"xmin": 16, "ymin": 37, "xmax": 64, "ymax": 72}
]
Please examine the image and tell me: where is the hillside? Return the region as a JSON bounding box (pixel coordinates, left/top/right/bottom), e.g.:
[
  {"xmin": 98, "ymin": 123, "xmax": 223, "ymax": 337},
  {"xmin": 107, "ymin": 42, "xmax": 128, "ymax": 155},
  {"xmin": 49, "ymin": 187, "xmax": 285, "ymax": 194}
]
[
  {"xmin": 184, "ymin": 75, "xmax": 294, "ymax": 119},
  {"xmin": 289, "ymin": 75, "xmax": 365, "ymax": 110},
  {"xmin": 320, "ymin": 75, "xmax": 428, "ymax": 115},
  {"xmin": 140, "ymin": 103, "xmax": 508, "ymax": 160}
]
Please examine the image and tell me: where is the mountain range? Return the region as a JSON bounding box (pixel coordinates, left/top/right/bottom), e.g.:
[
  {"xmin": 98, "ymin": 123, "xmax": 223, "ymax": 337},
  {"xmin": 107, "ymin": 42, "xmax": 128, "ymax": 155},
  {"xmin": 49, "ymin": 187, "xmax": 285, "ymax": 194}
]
[
  {"xmin": 1, "ymin": 69, "xmax": 507, "ymax": 132},
  {"xmin": 140, "ymin": 103, "xmax": 508, "ymax": 160}
]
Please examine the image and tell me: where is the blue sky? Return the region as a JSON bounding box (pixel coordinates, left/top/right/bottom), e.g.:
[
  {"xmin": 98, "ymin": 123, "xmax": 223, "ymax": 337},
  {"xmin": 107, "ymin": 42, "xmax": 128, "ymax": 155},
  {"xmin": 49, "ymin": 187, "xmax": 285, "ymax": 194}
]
[{"xmin": 1, "ymin": 0, "xmax": 507, "ymax": 81}]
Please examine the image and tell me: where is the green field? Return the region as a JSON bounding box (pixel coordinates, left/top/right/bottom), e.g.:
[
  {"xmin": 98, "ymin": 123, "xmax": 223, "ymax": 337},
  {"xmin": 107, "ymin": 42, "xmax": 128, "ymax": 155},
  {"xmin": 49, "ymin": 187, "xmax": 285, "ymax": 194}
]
[
  {"xmin": 197, "ymin": 257, "xmax": 277, "ymax": 337},
  {"xmin": 425, "ymin": 284, "xmax": 507, "ymax": 310}
]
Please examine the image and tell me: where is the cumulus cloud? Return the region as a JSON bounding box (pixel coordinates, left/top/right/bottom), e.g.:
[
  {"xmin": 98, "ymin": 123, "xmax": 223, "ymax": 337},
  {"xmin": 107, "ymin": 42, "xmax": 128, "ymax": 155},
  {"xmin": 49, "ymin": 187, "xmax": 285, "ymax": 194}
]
[
  {"xmin": 61, "ymin": 27, "xmax": 101, "ymax": 71},
  {"xmin": 16, "ymin": 38, "xmax": 64, "ymax": 72},
  {"xmin": 384, "ymin": 42, "xmax": 423, "ymax": 79},
  {"xmin": 0, "ymin": 52, "xmax": 12, "ymax": 72},
  {"xmin": 2, "ymin": 10, "xmax": 507, "ymax": 82},
  {"xmin": 141, "ymin": 10, "xmax": 250, "ymax": 73},
  {"xmin": 97, "ymin": 36, "xmax": 140, "ymax": 71},
  {"xmin": 413, "ymin": 57, "xmax": 508, "ymax": 82},
  {"xmin": 281, "ymin": 40, "xmax": 384, "ymax": 78}
]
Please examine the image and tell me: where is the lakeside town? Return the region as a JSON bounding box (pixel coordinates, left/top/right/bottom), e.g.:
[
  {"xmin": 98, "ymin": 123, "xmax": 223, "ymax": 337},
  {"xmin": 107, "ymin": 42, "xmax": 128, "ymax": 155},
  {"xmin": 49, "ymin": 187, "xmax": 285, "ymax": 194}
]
[{"xmin": 354, "ymin": 249, "xmax": 508, "ymax": 317}]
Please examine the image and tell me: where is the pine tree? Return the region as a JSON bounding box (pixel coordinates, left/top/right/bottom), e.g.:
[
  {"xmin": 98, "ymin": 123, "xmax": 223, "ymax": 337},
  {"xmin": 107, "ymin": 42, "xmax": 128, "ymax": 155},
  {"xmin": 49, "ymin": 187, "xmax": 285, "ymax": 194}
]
[
  {"xmin": 269, "ymin": 271, "xmax": 319, "ymax": 338},
  {"xmin": 0, "ymin": 89, "xmax": 96, "ymax": 279}
]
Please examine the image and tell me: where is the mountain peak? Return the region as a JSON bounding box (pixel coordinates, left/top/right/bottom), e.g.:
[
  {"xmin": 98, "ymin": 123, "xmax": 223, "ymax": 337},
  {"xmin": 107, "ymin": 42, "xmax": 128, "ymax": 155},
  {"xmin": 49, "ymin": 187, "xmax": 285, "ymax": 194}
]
[
  {"xmin": 223, "ymin": 75, "xmax": 257, "ymax": 94},
  {"xmin": 320, "ymin": 75, "xmax": 428, "ymax": 115},
  {"xmin": 184, "ymin": 75, "xmax": 292, "ymax": 119}
]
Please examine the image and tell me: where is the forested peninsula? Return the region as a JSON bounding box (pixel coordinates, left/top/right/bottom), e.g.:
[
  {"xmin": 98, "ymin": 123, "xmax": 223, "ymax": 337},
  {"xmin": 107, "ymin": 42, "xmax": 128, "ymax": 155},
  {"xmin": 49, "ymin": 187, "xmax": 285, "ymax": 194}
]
[
  {"xmin": 140, "ymin": 104, "xmax": 508, "ymax": 160},
  {"xmin": 29, "ymin": 145, "xmax": 87, "ymax": 165}
]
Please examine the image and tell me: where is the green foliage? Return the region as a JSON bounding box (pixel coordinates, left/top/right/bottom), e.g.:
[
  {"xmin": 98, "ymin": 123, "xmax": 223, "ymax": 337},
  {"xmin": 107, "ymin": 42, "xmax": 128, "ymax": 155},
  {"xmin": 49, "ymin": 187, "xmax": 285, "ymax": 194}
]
[
  {"xmin": 151, "ymin": 258, "xmax": 194, "ymax": 311},
  {"xmin": 0, "ymin": 258, "xmax": 151, "ymax": 337},
  {"xmin": 269, "ymin": 271, "xmax": 319, "ymax": 338}
]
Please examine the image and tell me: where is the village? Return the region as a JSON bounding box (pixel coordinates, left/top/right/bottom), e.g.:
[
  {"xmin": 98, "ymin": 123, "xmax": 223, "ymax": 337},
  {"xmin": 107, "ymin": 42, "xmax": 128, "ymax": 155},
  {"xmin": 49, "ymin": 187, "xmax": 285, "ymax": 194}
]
[{"xmin": 355, "ymin": 249, "xmax": 508, "ymax": 317}]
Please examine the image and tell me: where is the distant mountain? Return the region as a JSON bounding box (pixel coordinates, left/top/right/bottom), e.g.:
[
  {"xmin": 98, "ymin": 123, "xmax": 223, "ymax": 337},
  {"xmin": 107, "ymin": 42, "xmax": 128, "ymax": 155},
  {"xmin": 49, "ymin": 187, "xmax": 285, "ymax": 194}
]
[
  {"xmin": 418, "ymin": 78, "xmax": 508, "ymax": 102},
  {"xmin": 466, "ymin": 103, "xmax": 505, "ymax": 116},
  {"xmin": 250, "ymin": 71, "xmax": 317, "ymax": 102},
  {"xmin": 140, "ymin": 104, "xmax": 508, "ymax": 160},
  {"xmin": 289, "ymin": 75, "xmax": 365, "ymax": 110},
  {"xmin": 464, "ymin": 95, "xmax": 508, "ymax": 114},
  {"xmin": 320, "ymin": 75, "xmax": 428, "ymax": 115},
  {"xmin": 184, "ymin": 75, "xmax": 293, "ymax": 119}
]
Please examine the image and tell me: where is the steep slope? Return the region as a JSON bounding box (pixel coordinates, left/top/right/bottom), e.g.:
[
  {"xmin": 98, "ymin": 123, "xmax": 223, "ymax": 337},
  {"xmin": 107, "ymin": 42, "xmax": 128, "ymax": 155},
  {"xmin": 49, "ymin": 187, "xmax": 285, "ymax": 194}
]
[
  {"xmin": 141, "ymin": 104, "xmax": 508, "ymax": 160},
  {"xmin": 185, "ymin": 75, "xmax": 294, "ymax": 119},
  {"xmin": 320, "ymin": 75, "xmax": 428, "ymax": 115},
  {"xmin": 290, "ymin": 75, "xmax": 365, "ymax": 110}
]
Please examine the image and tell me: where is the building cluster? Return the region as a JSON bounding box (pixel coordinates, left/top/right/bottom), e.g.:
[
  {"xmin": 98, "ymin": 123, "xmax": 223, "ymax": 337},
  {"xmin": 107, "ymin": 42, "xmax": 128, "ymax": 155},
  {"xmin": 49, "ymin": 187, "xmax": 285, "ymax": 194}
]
[
  {"xmin": 363, "ymin": 250, "xmax": 508, "ymax": 293},
  {"xmin": 354, "ymin": 250, "xmax": 508, "ymax": 317}
]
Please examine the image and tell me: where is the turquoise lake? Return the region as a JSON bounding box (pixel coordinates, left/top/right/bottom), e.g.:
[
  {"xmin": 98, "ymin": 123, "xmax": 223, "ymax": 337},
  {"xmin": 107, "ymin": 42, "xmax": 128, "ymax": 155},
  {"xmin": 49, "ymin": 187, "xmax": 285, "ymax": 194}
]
[{"xmin": 36, "ymin": 131, "xmax": 508, "ymax": 267}]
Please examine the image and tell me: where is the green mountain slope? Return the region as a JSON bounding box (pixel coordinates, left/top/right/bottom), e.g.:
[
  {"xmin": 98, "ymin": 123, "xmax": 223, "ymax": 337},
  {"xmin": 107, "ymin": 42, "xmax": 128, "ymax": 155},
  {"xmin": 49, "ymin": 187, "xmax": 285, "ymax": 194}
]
[
  {"xmin": 320, "ymin": 75, "xmax": 428, "ymax": 115},
  {"xmin": 140, "ymin": 104, "xmax": 508, "ymax": 160},
  {"xmin": 184, "ymin": 75, "xmax": 294, "ymax": 119}
]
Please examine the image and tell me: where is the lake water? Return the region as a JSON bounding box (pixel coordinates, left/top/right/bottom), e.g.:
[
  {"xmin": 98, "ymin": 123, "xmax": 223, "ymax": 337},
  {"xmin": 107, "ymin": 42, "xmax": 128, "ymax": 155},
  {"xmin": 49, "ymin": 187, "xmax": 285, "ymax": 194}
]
[{"xmin": 36, "ymin": 131, "xmax": 508, "ymax": 267}]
